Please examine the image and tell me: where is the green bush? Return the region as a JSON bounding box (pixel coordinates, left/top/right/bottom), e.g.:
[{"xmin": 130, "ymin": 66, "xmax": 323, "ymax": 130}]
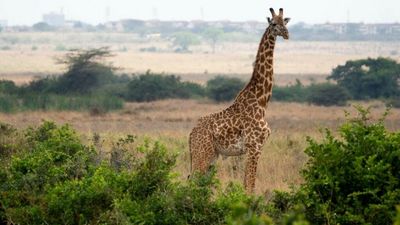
[
  {"xmin": 0, "ymin": 94, "xmax": 18, "ymax": 113},
  {"xmin": 306, "ymin": 83, "xmax": 350, "ymax": 106},
  {"xmin": 206, "ymin": 76, "xmax": 245, "ymax": 102},
  {"xmin": 0, "ymin": 80, "xmax": 19, "ymax": 94},
  {"xmin": 272, "ymin": 80, "xmax": 308, "ymax": 103},
  {"xmin": 291, "ymin": 106, "xmax": 400, "ymax": 224},
  {"xmin": 125, "ymin": 72, "xmax": 205, "ymax": 102},
  {"xmin": 25, "ymin": 76, "xmax": 59, "ymax": 94},
  {"xmin": 0, "ymin": 122, "xmax": 269, "ymax": 225},
  {"xmin": 0, "ymin": 122, "xmax": 97, "ymax": 224},
  {"xmin": 396, "ymin": 206, "xmax": 400, "ymax": 225},
  {"xmin": 0, "ymin": 94, "xmax": 124, "ymax": 113}
]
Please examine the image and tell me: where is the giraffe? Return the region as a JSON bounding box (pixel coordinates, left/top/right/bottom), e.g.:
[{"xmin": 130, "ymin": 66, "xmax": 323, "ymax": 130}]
[{"xmin": 189, "ymin": 8, "xmax": 290, "ymax": 193}]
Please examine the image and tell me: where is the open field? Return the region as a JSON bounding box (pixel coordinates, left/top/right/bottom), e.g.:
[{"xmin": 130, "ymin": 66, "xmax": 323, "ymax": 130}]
[
  {"xmin": 1, "ymin": 99, "xmax": 399, "ymax": 194},
  {"xmin": 1, "ymin": 32, "xmax": 400, "ymax": 85}
]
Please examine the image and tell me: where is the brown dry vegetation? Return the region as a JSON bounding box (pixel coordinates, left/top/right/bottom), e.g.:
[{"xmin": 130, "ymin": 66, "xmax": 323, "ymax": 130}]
[{"xmin": 1, "ymin": 99, "xmax": 399, "ymax": 194}]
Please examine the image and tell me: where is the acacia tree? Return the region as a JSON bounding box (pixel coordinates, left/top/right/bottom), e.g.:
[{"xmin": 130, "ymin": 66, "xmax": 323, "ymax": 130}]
[{"xmin": 56, "ymin": 47, "xmax": 116, "ymax": 94}]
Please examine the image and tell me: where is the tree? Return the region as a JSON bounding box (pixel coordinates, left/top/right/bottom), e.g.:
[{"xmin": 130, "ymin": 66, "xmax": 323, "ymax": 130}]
[
  {"xmin": 328, "ymin": 57, "xmax": 400, "ymax": 99},
  {"xmin": 202, "ymin": 27, "xmax": 224, "ymax": 53},
  {"xmin": 172, "ymin": 32, "xmax": 200, "ymax": 52},
  {"xmin": 56, "ymin": 47, "xmax": 116, "ymax": 94}
]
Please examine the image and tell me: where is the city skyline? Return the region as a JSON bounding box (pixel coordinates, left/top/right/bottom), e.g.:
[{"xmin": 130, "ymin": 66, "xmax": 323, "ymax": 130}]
[{"xmin": 0, "ymin": 0, "xmax": 399, "ymax": 26}]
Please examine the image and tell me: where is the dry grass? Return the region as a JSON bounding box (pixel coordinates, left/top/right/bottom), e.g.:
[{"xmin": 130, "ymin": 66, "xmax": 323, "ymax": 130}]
[
  {"xmin": 1, "ymin": 99, "xmax": 399, "ymax": 194},
  {"xmin": 1, "ymin": 32, "xmax": 400, "ymax": 84}
]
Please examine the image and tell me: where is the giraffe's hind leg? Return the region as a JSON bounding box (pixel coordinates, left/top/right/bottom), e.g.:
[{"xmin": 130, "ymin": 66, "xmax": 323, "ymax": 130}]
[{"xmin": 189, "ymin": 128, "xmax": 218, "ymax": 174}]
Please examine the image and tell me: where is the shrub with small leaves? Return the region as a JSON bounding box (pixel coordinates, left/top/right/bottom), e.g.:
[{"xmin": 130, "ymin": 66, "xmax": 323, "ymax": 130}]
[{"xmin": 295, "ymin": 106, "xmax": 400, "ymax": 224}]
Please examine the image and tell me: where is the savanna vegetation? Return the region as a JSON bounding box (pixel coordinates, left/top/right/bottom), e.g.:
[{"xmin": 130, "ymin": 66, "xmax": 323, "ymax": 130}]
[
  {"xmin": 1, "ymin": 46, "xmax": 399, "ymax": 112},
  {"xmin": 0, "ymin": 107, "xmax": 399, "ymax": 224}
]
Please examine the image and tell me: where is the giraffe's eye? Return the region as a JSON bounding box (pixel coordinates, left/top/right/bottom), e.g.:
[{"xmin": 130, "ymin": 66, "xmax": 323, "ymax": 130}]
[{"xmin": 272, "ymin": 23, "xmax": 277, "ymax": 27}]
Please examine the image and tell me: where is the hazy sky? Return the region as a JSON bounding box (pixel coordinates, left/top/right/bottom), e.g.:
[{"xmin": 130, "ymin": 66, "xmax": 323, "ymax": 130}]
[{"xmin": 0, "ymin": 0, "xmax": 399, "ymax": 25}]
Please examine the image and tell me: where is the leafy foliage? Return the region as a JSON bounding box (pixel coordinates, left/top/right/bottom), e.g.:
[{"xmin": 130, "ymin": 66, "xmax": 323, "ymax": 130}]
[
  {"xmin": 0, "ymin": 121, "xmax": 270, "ymax": 225},
  {"xmin": 328, "ymin": 57, "xmax": 400, "ymax": 100},
  {"xmin": 273, "ymin": 107, "xmax": 400, "ymax": 224},
  {"xmin": 306, "ymin": 83, "xmax": 350, "ymax": 106},
  {"xmin": 272, "ymin": 80, "xmax": 308, "ymax": 103},
  {"xmin": 206, "ymin": 76, "xmax": 245, "ymax": 102},
  {"xmin": 125, "ymin": 72, "xmax": 204, "ymax": 102}
]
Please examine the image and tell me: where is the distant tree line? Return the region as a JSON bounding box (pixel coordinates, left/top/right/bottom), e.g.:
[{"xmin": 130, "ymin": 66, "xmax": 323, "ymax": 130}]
[
  {"xmin": 1, "ymin": 48, "xmax": 399, "ymax": 113},
  {"xmin": 24, "ymin": 20, "xmax": 400, "ymax": 42}
]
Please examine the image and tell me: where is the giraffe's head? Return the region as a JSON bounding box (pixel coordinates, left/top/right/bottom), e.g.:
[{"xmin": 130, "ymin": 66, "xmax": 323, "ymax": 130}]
[{"xmin": 267, "ymin": 8, "xmax": 290, "ymax": 39}]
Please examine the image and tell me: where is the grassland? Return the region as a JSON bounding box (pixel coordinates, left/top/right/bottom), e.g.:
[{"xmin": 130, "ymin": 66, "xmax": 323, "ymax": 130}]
[
  {"xmin": 1, "ymin": 32, "xmax": 400, "ymax": 194},
  {"xmin": 1, "ymin": 32, "xmax": 400, "ymax": 85},
  {"xmin": 1, "ymin": 99, "xmax": 399, "ymax": 194}
]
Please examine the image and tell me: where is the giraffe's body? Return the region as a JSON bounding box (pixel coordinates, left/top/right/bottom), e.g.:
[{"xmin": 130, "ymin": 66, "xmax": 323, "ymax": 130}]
[{"xmin": 189, "ymin": 8, "xmax": 290, "ymax": 193}]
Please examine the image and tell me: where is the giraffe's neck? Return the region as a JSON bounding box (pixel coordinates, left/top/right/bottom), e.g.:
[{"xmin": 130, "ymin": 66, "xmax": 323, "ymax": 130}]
[{"xmin": 235, "ymin": 27, "xmax": 276, "ymax": 107}]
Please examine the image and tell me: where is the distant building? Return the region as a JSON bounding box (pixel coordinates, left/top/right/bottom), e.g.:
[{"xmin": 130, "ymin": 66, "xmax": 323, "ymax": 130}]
[
  {"xmin": 0, "ymin": 20, "xmax": 7, "ymax": 27},
  {"xmin": 43, "ymin": 12, "xmax": 65, "ymax": 27}
]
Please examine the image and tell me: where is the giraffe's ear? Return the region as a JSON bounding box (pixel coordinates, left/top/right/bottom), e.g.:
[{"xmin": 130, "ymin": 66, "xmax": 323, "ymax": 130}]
[
  {"xmin": 284, "ymin": 18, "xmax": 291, "ymax": 25},
  {"xmin": 267, "ymin": 17, "xmax": 272, "ymax": 24}
]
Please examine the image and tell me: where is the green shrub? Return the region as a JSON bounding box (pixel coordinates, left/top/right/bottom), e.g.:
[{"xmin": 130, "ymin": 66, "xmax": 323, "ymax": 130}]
[
  {"xmin": 0, "ymin": 122, "xmax": 273, "ymax": 225},
  {"xmin": 395, "ymin": 206, "xmax": 400, "ymax": 225},
  {"xmin": 293, "ymin": 106, "xmax": 400, "ymax": 224},
  {"xmin": 25, "ymin": 76, "xmax": 59, "ymax": 94},
  {"xmin": 0, "ymin": 122, "xmax": 24, "ymax": 159},
  {"xmin": 0, "ymin": 122, "xmax": 97, "ymax": 224},
  {"xmin": 125, "ymin": 72, "xmax": 205, "ymax": 102},
  {"xmin": 0, "ymin": 80, "xmax": 18, "ymax": 94},
  {"xmin": 206, "ymin": 76, "xmax": 245, "ymax": 102},
  {"xmin": 226, "ymin": 202, "xmax": 273, "ymax": 225},
  {"xmin": 0, "ymin": 94, "xmax": 18, "ymax": 113},
  {"xmin": 0, "ymin": 94, "xmax": 124, "ymax": 113},
  {"xmin": 272, "ymin": 80, "xmax": 308, "ymax": 103},
  {"xmin": 306, "ymin": 83, "xmax": 350, "ymax": 106}
]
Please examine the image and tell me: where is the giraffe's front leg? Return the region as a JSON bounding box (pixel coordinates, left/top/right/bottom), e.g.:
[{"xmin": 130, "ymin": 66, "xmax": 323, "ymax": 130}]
[
  {"xmin": 243, "ymin": 142, "xmax": 262, "ymax": 193},
  {"xmin": 243, "ymin": 122, "xmax": 271, "ymax": 193}
]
